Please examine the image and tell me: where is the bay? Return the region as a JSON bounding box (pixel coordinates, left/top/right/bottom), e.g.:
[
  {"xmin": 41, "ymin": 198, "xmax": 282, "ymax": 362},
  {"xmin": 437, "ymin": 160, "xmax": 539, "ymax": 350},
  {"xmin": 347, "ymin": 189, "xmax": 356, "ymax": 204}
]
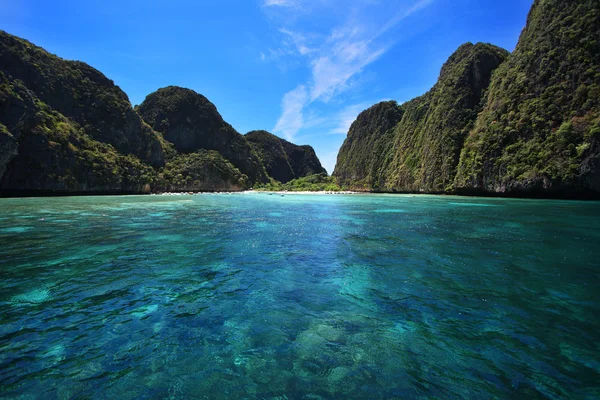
[{"xmin": 0, "ymin": 193, "xmax": 599, "ymax": 399}]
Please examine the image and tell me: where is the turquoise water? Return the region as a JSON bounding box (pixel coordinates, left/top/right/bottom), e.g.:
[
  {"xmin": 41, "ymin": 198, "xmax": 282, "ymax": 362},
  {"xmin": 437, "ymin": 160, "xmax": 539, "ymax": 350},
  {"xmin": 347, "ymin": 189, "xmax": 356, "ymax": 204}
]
[{"xmin": 0, "ymin": 193, "xmax": 599, "ymax": 399}]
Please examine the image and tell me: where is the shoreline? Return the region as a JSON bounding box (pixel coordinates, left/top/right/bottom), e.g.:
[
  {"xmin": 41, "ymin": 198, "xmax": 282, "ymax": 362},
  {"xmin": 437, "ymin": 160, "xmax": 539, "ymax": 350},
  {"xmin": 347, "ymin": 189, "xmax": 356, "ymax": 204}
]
[
  {"xmin": 0, "ymin": 189, "xmax": 599, "ymax": 201},
  {"xmin": 149, "ymin": 190, "xmax": 363, "ymax": 196},
  {"xmin": 246, "ymin": 190, "xmax": 361, "ymax": 195}
]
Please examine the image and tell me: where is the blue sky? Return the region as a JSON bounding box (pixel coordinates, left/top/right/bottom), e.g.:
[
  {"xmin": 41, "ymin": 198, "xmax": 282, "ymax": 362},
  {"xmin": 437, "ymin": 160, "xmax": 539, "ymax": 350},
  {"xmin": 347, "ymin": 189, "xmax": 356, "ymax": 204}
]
[{"xmin": 1, "ymin": 0, "xmax": 533, "ymax": 173}]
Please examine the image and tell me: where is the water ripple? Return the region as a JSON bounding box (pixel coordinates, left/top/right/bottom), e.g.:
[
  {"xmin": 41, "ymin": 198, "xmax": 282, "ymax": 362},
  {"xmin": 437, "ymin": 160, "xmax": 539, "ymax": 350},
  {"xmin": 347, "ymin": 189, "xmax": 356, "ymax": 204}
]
[{"xmin": 0, "ymin": 194, "xmax": 598, "ymax": 398}]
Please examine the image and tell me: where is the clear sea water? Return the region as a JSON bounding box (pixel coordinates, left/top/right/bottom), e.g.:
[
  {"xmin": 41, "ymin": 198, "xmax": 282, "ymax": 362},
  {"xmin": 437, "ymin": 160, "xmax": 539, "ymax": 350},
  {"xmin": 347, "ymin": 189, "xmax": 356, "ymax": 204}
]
[{"xmin": 0, "ymin": 193, "xmax": 599, "ymax": 399}]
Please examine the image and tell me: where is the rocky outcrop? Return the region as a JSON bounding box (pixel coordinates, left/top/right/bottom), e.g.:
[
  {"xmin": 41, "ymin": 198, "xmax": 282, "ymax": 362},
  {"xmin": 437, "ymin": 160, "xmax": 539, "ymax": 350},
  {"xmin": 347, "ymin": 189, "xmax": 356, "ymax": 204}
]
[
  {"xmin": 333, "ymin": 101, "xmax": 404, "ymax": 187},
  {"xmin": 334, "ymin": 0, "xmax": 600, "ymax": 198},
  {"xmin": 246, "ymin": 130, "xmax": 295, "ymax": 183},
  {"xmin": 0, "ymin": 47, "xmax": 158, "ymax": 194},
  {"xmin": 280, "ymin": 140, "xmax": 327, "ymax": 179},
  {"xmin": 153, "ymin": 150, "xmax": 248, "ymax": 192},
  {"xmin": 334, "ymin": 43, "xmax": 509, "ymax": 192},
  {"xmin": 137, "ymin": 86, "xmax": 268, "ymax": 184},
  {"xmin": 0, "ymin": 31, "xmax": 328, "ymax": 195},
  {"xmin": 0, "ymin": 125, "xmax": 17, "ymax": 178},
  {"xmin": 0, "ymin": 71, "xmax": 35, "ymax": 177},
  {"xmin": 0, "ymin": 30, "xmax": 165, "ymax": 167},
  {"xmin": 246, "ymin": 130, "xmax": 326, "ymax": 183},
  {"xmin": 453, "ymin": 0, "xmax": 600, "ymax": 198}
]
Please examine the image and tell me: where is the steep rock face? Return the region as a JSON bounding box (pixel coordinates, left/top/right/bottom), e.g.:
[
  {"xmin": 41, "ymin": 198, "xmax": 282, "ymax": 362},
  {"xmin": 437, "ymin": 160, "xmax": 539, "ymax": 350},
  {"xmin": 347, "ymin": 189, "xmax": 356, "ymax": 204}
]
[
  {"xmin": 383, "ymin": 43, "xmax": 509, "ymax": 192},
  {"xmin": 137, "ymin": 86, "xmax": 268, "ymax": 183},
  {"xmin": 246, "ymin": 130, "xmax": 295, "ymax": 183},
  {"xmin": 280, "ymin": 140, "xmax": 327, "ymax": 178},
  {"xmin": 0, "ymin": 31, "xmax": 329, "ymax": 194},
  {"xmin": 333, "ymin": 101, "xmax": 404, "ymax": 187},
  {"xmin": 454, "ymin": 0, "xmax": 600, "ymax": 197},
  {"xmin": 0, "ymin": 75, "xmax": 156, "ymax": 193},
  {"xmin": 246, "ymin": 130, "xmax": 326, "ymax": 182},
  {"xmin": 0, "ymin": 31, "xmax": 165, "ymax": 168},
  {"xmin": 334, "ymin": 43, "xmax": 509, "ymax": 191},
  {"xmin": 0, "ymin": 71, "xmax": 36, "ymax": 177},
  {"xmin": 0, "ymin": 75, "xmax": 249, "ymax": 194},
  {"xmin": 335, "ymin": 0, "xmax": 600, "ymax": 198},
  {"xmin": 0, "ymin": 33, "xmax": 247, "ymax": 194},
  {"xmin": 0, "ymin": 124, "xmax": 18, "ymax": 178}
]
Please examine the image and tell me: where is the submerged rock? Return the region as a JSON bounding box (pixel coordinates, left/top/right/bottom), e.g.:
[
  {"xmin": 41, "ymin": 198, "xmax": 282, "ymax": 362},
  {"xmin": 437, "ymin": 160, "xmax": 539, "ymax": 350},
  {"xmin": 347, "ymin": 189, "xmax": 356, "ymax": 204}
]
[{"xmin": 10, "ymin": 288, "xmax": 51, "ymax": 304}]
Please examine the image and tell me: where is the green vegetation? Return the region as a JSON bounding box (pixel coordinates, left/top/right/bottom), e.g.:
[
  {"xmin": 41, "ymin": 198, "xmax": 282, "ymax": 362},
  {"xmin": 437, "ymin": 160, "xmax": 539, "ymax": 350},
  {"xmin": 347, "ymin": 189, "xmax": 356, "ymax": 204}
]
[
  {"xmin": 155, "ymin": 150, "xmax": 248, "ymax": 192},
  {"xmin": 0, "ymin": 77, "xmax": 156, "ymax": 192},
  {"xmin": 137, "ymin": 86, "xmax": 268, "ymax": 184},
  {"xmin": 255, "ymin": 173, "xmax": 341, "ymax": 192},
  {"xmin": 454, "ymin": 0, "xmax": 600, "ymax": 195},
  {"xmin": 0, "ymin": 32, "xmax": 328, "ymax": 194},
  {"xmin": 333, "ymin": 100, "xmax": 404, "ymax": 190},
  {"xmin": 0, "ymin": 30, "xmax": 165, "ymax": 167},
  {"xmin": 246, "ymin": 130, "xmax": 326, "ymax": 183},
  {"xmin": 5, "ymin": 0, "xmax": 597, "ymax": 197},
  {"xmin": 335, "ymin": 43, "xmax": 508, "ymax": 193},
  {"xmin": 335, "ymin": 0, "xmax": 600, "ymax": 198}
]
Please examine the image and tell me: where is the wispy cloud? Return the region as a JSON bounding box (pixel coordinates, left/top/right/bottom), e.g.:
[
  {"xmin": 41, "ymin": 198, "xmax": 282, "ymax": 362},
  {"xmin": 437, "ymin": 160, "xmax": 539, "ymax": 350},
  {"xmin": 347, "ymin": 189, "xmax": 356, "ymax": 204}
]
[
  {"xmin": 267, "ymin": 0, "xmax": 434, "ymax": 140},
  {"xmin": 273, "ymin": 85, "xmax": 308, "ymax": 140},
  {"xmin": 310, "ymin": 43, "xmax": 385, "ymax": 102},
  {"xmin": 263, "ymin": 0, "xmax": 300, "ymax": 7},
  {"xmin": 375, "ymin": 0, "xmax": 435, "ymax": 38},
  {"xmin": 279, "ymin": 28, "xmax": 315, "ymax": 55},
  {"xmin": 258, "ymin": 28, "xmax": 313, "ymax": 70}
]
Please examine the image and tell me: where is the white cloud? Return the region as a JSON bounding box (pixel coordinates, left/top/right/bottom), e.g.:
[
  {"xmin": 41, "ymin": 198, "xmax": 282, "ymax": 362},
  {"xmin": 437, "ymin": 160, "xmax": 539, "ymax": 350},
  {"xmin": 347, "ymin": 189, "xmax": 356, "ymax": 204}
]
[
  {"xmin": 407, "ymin": 0, "xmax": 435, "ymax": 16},
  {"xmin": 310, "ymin": 43, "xmax": 385, "ymax": 102},
  {"xmin": 271, "ymin": 28, "xmax": 385, "ymax": 140},
  {"xmin": 263, "ymin": 0, "xmax": 300, "ymax": 7},
  {"xmin": 375, "ymin": 0, "xmax": 434, "ymax": 38},
  {"xmin": 273, "ymin": 85, "xmax": 308, "ymax": 140},
  {"xmin": 268, "ymin": 0, "xmax": 435, "ymax": 140},
  {"xmin": 259, "ymin": 29, "xmax": 314, "ymax": 70},
  {"xmin": 279, "ymin": 28, "xmax": 315, "ymax": 55}
]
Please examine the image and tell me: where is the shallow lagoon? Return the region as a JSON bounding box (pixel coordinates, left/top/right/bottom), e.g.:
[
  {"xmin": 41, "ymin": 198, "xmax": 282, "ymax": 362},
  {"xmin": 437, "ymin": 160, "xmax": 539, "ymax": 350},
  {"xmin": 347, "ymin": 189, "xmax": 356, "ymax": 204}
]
[{"xmin": 0, "ymin": 193, "xmax": 599, "ymax": 398}]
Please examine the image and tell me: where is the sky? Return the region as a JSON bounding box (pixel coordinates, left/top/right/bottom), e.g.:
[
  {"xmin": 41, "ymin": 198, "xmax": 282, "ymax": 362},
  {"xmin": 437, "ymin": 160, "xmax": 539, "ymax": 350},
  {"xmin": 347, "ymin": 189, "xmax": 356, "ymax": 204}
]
[{"xmin": 0, "ymin": 0, "xmax": 533, "ymax": 174}]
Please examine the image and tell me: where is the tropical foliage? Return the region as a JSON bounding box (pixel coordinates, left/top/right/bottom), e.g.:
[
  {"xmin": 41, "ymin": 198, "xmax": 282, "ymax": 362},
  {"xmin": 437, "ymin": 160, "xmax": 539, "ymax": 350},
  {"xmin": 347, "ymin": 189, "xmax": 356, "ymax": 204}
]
[
  {"xmin": 335, "ymin": 43, "xmax": 509, "ymax": 192},
  {"xmin": 0, "ymin": 31, "xmax": 326, "ymax": 194},
  {"xmin": 335, "ymin": 0, "xmax": 600, "ymax": 198},
  {"xmin": 454, "ymin": 0, "xmax": 600, "ymax": 195},
  {"xmin": 246, "ymin": 130, "xmax": 326, "ymax": 183},
  {"xmin": 255, "ymin": 173, "xmax": 341, "ymax": 192}
]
